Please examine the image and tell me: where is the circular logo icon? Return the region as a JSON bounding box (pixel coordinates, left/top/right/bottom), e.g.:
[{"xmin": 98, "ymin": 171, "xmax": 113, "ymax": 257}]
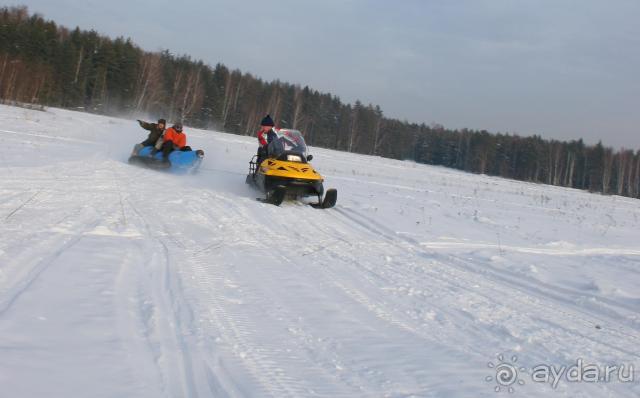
[
  {"xmin": 495, "ymin": 362, "xmax": 518, "ymax": 386},
  {"xmin": 486, "ymin": 354, "xmax": 526, "ymax": 393}
]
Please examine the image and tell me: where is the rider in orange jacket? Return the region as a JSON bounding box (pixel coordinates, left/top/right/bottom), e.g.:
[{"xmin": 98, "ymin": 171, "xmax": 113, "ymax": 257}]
[{"xmin": 160, "ymin": 122, "xmax": 192, "ymax": 160}]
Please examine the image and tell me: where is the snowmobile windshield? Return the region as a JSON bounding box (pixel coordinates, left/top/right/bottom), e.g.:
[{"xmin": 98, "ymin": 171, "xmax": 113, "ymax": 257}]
[{"xmin": 267, "ymin": 129, "xmax": 309, "ymax": 161}]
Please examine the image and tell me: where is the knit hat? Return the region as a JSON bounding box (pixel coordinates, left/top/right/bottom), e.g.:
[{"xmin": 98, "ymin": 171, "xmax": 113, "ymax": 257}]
[
  {"xmin": 260, "ymin": 114, "xmax": 275, "ymax": 127},
  {"xmin": 158, "ymin": 118, "xmax": 166, "ymax": 125},
  {"xmin": 173, "ymin": 122, "xmax": 183, "ymax": 132}
]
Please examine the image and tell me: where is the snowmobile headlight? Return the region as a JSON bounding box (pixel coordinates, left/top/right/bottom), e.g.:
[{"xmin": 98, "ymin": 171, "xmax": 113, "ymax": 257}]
[{"xmin": 286, "ymin": 154, "xmax": 302, "ymax": 162}]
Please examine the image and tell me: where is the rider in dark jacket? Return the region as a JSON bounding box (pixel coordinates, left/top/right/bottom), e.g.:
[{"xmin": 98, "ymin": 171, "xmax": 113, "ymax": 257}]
[
  {"xmin": 138, "ymin": 118, "xmax": 166, "ymax": 147},
  {"xmin": 255, "ymin": 115, "xmax": 278, "ymax": 167}
]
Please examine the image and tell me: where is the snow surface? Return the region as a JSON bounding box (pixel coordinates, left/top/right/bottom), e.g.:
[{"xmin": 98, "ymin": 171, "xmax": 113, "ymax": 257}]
[{"xmin": 0, "ymin": 104, "xmax": 638, "ymax": 397}]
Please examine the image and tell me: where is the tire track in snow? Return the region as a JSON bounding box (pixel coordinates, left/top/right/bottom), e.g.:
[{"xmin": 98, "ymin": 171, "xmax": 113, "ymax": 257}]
[
  {"xmin": 0, "ymin": 190, "xmax": 35, "ymax": 207},
  {"xmin": 118, "ymin": 164, "xmax": 296, "ymax": 397},
  {"xmin": 177, "ymin": 194, "xmax": 344, "ymax": 397},
  {"xmin": 291, "ymin": 209, "xmax": 640, "ymax": 397},
  {"xmin": 112, "ymin": 235, "xmax": 169, "ymax": 397},
  {"xmin": 3, "ymin": 189, "xmax": 43, "ymax": 221},
  {"xmin": 296, "ymin": 213, "xmax": 494, "ymax": 357},
  {"xmin": 0, "ymin": 213, "xmax": 102, "ymax": 317},
  {"xmin": 187, "ymin": 251, "xmax": 316, "ymax": 397},
  {"xmin": 155, "ymin": 191, "xmax": 382, "ymax": 396},
  {"xmin": 326, "ymin": 206, "xmax": 640, "ymax": 359},
  {"xmin": 123, "ymin": 191, "xmax": 203, "ymax": 398},
  {"xmin": 204, "ymin": 199, "xmax": 455, "ymax": 394}
]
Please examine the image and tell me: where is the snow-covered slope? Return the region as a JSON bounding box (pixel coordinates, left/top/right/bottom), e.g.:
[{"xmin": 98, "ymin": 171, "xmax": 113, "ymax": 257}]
[{"xmin": 0, "ymin": 104, "xmax": 638, "ymax": 397}]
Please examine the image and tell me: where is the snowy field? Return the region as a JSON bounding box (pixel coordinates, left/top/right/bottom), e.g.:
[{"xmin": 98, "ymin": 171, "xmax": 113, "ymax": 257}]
[{"xmin": 0, "ymin": 104, "xmax": 638, "ymax": 397}]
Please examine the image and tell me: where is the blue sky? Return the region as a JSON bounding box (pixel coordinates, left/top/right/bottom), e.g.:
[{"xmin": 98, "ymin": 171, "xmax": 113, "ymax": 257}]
[{"xmin": 13, "ymin": 0, "xmax": 640, "ymax": 148}]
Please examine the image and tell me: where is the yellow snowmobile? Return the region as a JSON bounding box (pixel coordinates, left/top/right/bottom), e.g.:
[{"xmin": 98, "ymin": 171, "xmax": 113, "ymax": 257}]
[{"xmin": 246, "ymin": 129, "xmax": 337, "ymax": 208}]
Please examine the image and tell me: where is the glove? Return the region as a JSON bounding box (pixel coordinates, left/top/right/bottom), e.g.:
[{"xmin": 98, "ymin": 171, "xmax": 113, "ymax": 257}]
[{"xmin": 137, "ymin": 119, "xmax": 144, "ymax": 127}]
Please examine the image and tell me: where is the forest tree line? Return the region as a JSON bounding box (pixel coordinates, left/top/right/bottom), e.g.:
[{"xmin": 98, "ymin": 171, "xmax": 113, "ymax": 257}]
[{"xmin": 1, "ymin": 6, "xmax": 639, "ymax": 198}]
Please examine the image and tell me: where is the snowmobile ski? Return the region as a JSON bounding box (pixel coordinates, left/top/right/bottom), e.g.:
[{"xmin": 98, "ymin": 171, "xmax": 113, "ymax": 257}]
[
  {"xmin": 257, "ymin": 185, "xmax": 286, "ymax": 206},
  {"xmin": 321, "ymin": 188, "xmax": 337, "ymax": 209},
  {"xmin": 268, "ymin": 186, "xmax": 287, "ymax": 206},
  {"xmin": 311, "ymin": 188, "xmax": 337, "ymax": 209}
]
